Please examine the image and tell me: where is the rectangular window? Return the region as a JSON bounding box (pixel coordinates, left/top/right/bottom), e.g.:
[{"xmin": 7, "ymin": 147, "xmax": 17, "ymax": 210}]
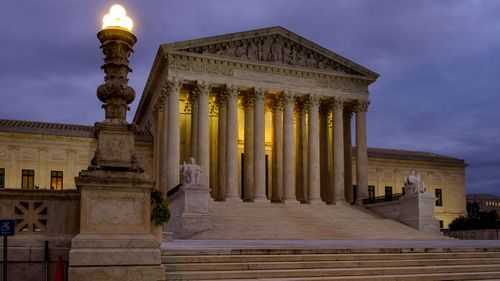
[
  {"xmin": 0, "ymin": 168, "xmax": 5, "ymax": 188},
  {"xmin": 385, "ymin": 186, "xmax": 393, "ymax": 201},
  {"xmin": 439, "ymin": 220, "xmax": 444, "ymax": 229},
  {"xmin": 21, "ymin": 169, "xmax": 35, "ymax": 189},
  {"xmin": 435, "ymin": 188, "xmax": 443, "ymax": 206},
  {"xmin": 51, "ymin": 171, "xmax": 63, "ymax": 190},
  {"xmin": 368, "ymin": 186, "xmax": 375, "ymax": 202}
]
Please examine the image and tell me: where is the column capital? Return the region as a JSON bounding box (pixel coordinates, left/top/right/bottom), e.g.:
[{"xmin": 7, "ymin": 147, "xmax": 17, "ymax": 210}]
[
  {"xmin": 240, "ymin": 91, "xmax": 254, "ymax": 110},
  {"xmin": 163, "ymin": 77, "xmax": 183, "ymax": 94},
  {"xmin": 268, "ymin": 96, "xmax": 283, "ymax": 113},
  {"xmin": 214, "ymin": 92, "xmax": 227, "ymax": 109},
  {"xmin": 306, "ymin": 94, "xmax": 321, "ymax": 108},
  {"xmin": 254, "ymin": 87, "xmax": 267, "ymax": 101},
  {"xmin": 196, "ymin": 80, "xmax": 212, "ymax": 96},
  {"xmin": 282, "ymin": 90, "xmax": 295, "ymax": 104},
  {"xmin": 354, "ymin": 100, "xmax": 370, "ymax": 113},
  {"xmin": 226, "ymin": 84, "xmax": 241, "ymax": 98},
  {"xmin": 332, "ymin": 97, "xmax": 347, "ymax": 110}
]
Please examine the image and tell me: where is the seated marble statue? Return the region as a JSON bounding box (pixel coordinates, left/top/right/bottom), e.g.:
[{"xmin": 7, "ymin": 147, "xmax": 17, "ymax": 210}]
[
  {"xmin": 403, "ymin": 171, "xmax": 426, "ymax": 194},
  {"xmin": 180, "ymin": 157, "xmax": 202, "ymax": 185}
]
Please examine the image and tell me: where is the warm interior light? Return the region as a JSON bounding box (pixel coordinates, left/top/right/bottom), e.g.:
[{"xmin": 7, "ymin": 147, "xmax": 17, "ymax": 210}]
[{"xmin": 102, "ymin": 4, "xmax": 133, "ymax": 32}]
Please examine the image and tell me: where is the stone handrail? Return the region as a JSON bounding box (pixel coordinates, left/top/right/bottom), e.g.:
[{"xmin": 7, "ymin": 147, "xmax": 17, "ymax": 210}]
[{"xmin": 0, "ymin": 188, "xmax": 80, "ymax": 235}]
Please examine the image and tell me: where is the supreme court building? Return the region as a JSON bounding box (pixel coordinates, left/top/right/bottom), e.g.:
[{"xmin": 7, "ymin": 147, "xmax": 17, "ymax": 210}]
[{"xmin": 0, "ymin": 27, "xmax": 466, "ymax": 229}]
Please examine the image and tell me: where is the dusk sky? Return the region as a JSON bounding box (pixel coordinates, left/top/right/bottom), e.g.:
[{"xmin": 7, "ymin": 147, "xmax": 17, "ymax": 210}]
[{"xmin": 1, "ymin": 1, "xmax": 499, "ymax": 195}]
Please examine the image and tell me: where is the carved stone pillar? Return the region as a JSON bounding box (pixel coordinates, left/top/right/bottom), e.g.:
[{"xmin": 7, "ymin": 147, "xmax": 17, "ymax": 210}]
[
  {"xmin": 295, "ymin": 100, "xmax": 307, "ymax": 202},
  {"xmin": 307, "ymin": 95, "xmax": 321, "ymax": 204},
  {"xmin": 343, "ymin": 105, "xmax": 354, "ymax": 203},
  {"xmin": 319, "ymin": 103, "xmax": 331, "ymax": 203},
  {"xmin": 355, "ymin": 100, "xmax": 369, "ymax": 205},
  {"xmin": 196, "ymin": 81, "xmax": 211, "ymax": 187},
  {"xmin": 253, "ymin": 88, "xmax": 267, "ymax": 201},
  {"xmin": 282, "ymin": 91, "xmax": 296, "ymax": 203},
  {"xmin": 270, "ymin": 97, "xmax": 283, "ymax": 202},
  {"xmin": 225, "ymin": 85, "xmax": 240, "ymax": 200},
  {"xmin": 215, "ymin": 93, "xmax": 227, "ymax": 201},
  {"xmin": 333, "ymin": 98, "xmax": 346, "ymax": 204},
  {"xmin": 153, "ymin": 104, "xmax": 162, "ymax": 189},
  {"xmin": 160, "ymin": 92, "xmax": 169, "ymax": 193},
  {"xmin": 188, "ymin": 90, "xmax": 199, "ymax": 161},
  {"xmin": 165, "ymin": 78, "xmax": 182, "ymax": 190},
  {"xmin": 241, "ymin": 92, "xmax": 254, "ymax": 201}
]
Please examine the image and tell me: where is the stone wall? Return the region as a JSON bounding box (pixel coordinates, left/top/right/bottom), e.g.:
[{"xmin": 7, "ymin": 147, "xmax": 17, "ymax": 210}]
[
  {"xmin": 444, "ymin": 229, "xmax": 500, "ymax": 240},
  {"xmin": 0, "ymin": 189, "xmax": 80, "ymax": 281}
]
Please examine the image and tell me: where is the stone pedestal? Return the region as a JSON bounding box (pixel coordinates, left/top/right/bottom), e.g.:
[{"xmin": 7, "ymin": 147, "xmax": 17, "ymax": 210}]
[
  {"xmin": 166, "ymin": 184, "xmax": 212, "ymax": 239},
  {"xmin": 69, "ymin": 170, "xmax": 164, "ymax": 281},
  {"xmin": 399, "ymin": 192, "xmax": 440, "ymax": 234}
]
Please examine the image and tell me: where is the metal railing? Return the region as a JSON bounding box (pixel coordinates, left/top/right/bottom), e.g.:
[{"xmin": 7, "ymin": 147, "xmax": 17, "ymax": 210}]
[{"xmin": 362, "ymin": 193, "xmax": 403, "ymax": 205}]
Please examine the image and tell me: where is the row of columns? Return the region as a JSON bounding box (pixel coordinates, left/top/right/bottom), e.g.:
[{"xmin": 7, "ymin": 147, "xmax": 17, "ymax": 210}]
[{"xmin": 153, "ymin": 77, "xmax": 369, "ymax": 205}]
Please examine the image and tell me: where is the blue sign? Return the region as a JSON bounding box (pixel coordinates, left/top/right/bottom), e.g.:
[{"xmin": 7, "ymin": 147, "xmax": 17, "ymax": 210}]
[{"xmin": 0, "ymin": 219, "xmax": 15, "ymax": 236}]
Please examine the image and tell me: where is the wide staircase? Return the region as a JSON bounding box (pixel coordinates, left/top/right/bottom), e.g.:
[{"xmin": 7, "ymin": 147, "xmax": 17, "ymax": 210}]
[
  {"xmin": 162, "ymin": 245, "xmax": 500, "ymax": 280},
  {"xmin": 190, "ymin": 200, "xmax": 445, "ymax": 240}
]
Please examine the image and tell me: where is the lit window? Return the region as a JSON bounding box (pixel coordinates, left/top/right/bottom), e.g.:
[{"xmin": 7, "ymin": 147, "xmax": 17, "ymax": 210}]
[
  {"xmin": 0, "ymin": 168, "xmax": 5, "ymax": 188},
  {"xmin": 21, "ymin": 169, "xmax": 35, "ymax": 189},
  {"xmin": 435, "ymin": 188, "xmax": 443, "ymax": 206},
  {"xmin": 51, "ymin": 171, "xmax": 63, "ymax": 190}
]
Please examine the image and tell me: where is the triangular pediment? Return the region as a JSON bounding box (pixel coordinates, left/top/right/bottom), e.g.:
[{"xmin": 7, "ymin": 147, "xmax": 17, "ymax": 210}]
[{"xmin": 162, "ymin": 26, "xmax": 378, "ymax": 79}]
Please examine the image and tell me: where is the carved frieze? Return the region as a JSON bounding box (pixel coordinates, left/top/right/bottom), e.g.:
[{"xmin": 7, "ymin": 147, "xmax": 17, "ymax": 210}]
[
  {"xmin": 166, "ymin": 55, "xmax": 369, "ymax": 96},
  {"xmin": 180, "ymin": 34, "xmax": 363, "ymax": 76}
]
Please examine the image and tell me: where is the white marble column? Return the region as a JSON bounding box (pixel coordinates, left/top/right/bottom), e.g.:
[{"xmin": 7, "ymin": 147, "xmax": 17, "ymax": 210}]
[
  {"xmin": 225, "ymin": 85, "xmax": 240, "ymax": 200},
  {"xmin": 215, "ymin": 93, "xmax": 227, "ymax": 201},
  {"xmin": 253, "ymin": 88, "xmax": 267, "ymax": 201},
  {"xmin": 307, "ymin": 95, "xmax": 322, "ymax": 204},
  {"xmin": 161, "ymin": 90, "xmax": 169, "ymax": 193},
  {"xmin": 282, "ymin": 91, "xmax": 296, "ymax": 202},
  {"xmin": 343, "ymin": 105, "xmax": 353, "ymax": 203},
  {"xmin": 153, "ymin": 101, "xmax": 164, "ymax": 190},
  {"xmin": 333, "ymin": 98, "xmax": 346, "ymax": 204},
  {"xmin": 270, "ymin": 97, "xmax": 283, "ymax": 202},
  {"xmin": 295, "ymin": 101, "xmax": 307, "ymax": 202},
  {"xmin": 242, "ymin": 93, "xmax": 254, "ymax": 201},
  {"xmin": 196, "ymin": 81, "xmax": 211, "ymax": 187},
  {"xmin": 355, "ymin": 100, "xmax": 369, "ymax": 205},
  {"xmin": 165, "ymin": 78, "xmax": 182, "ymax": 191},
  {"xmin": 319, "ymin": 104, "xmax": 331, "ymax": 203},
  {"xmin": 189, "ymin": 91, "xmax": 199, "ymax": 161}
]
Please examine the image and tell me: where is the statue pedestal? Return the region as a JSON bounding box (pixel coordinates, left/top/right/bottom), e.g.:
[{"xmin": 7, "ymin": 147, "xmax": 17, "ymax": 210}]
[
  {"xmin": 69, "ymin": 170, "xmax": 164, "ymax": 281},
  {"xmin": 166, "ymin": 184, "xmax": 212, "ymax": 239},
  {"xmin": 399, "ymin": 192, "xmax": 440, "ymax": 234}
]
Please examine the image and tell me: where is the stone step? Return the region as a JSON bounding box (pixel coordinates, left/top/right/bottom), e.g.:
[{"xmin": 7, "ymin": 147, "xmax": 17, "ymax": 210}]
[
  {"xmin": 198, "ymin": 271, "xmax": 500, "ymax": 281},
  {"xmin": 162, "ymin": 251, "xmax": 500, "ymax": 263},
  {"xmin": 164, "ymin": 257, "xmax": 500, "ymax": 271},
  {"xmin": 189, "ymin": 201, "xmax": 445, "ymax": 240},
  {"xmin": 164, "ymin": 264, "xmax": 500, "ymax": 280}
]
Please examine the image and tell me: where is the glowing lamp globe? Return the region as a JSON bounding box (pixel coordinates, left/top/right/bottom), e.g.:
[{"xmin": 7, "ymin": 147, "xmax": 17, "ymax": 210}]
[{"xmin": 102, "ymin": 4, "xmax": 133, "ymax": 32}]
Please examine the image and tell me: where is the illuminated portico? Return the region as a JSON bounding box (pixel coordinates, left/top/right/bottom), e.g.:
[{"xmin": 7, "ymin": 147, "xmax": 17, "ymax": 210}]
[{"xmin": 135, "ymin": 26, "xmax": 378, "ymax": 205}]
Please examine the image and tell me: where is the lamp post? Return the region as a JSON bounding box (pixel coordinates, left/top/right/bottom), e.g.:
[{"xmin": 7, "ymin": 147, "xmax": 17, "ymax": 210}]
[
  {"xmin": 69, "ymin": 6, "xmax": 164, "ymax": 281},
  {"xmin": 90, "ymin": 4, "xmax": 141, "ymax": 171},
  {"xmin": 97, "ymin": 4, "xmax": 136, "ymax": 123}
]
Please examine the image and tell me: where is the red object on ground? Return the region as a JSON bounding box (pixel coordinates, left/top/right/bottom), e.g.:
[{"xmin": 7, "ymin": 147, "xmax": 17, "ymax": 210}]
[{"xmin": 54, "ymin": 255, "xmax": 64, "ymax": 281}]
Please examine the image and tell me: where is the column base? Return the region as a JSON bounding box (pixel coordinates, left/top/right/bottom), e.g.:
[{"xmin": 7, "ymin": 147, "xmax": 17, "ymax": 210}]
[
  {"xmin": 253, "ymin": 197, "xmax": 269, "ymax": 203},
  {"xmin": 282, "ymin": 198, "xmax": 300, "ymax": 204},
  {"xmin": 309, "ymin": 199, "xmax": 324, "ymax": 205},
  {"xmin": 335, "ymin": 200, "xmax": 351, "ymax": 206},
  {"xmin": 225, "ymin": 196, "xmax": 243, "ymax": 202}
]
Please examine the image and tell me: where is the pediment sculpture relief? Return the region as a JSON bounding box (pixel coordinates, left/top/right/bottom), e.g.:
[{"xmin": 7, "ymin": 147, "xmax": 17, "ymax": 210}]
[{"xmin": 179, "ymin": 35, "xmax": 362, "ymax": 76}]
